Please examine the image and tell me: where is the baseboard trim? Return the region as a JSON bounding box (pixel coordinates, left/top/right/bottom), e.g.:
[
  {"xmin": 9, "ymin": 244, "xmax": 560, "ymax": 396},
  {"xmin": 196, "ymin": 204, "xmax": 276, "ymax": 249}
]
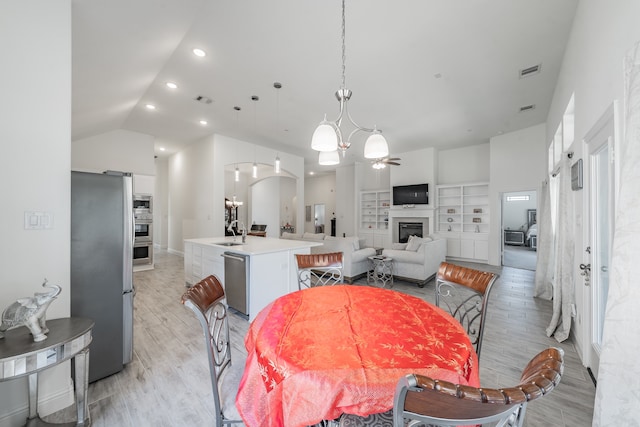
[
  {"xmin": 167, "ymin": 248, "xmax": 184, "ymax": 257},
  {"xmin": 587, "ymin": 367, "xmax": 597, "ymax": 387},
  {"xmin": 0, "ymin": 378, "xmax": 73, "ymax": 427}
]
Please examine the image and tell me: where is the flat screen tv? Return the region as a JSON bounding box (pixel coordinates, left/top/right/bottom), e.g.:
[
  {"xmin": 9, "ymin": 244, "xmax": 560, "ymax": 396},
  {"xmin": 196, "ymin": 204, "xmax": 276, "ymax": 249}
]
[{"xmin": 393, "ymin": 183, "xmax": 429, "ymax": 205}]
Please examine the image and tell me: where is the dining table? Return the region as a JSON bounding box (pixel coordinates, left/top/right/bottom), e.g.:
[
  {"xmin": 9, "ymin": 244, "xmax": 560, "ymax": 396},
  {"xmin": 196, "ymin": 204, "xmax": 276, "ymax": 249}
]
[{"xmin": 235, "ymin": 285, "xmax": 480, "ymax": 427}]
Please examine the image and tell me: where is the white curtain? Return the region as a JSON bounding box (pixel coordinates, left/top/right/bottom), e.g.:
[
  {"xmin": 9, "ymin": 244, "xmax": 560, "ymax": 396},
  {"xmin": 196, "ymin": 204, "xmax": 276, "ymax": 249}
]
[
  {"xmin": 534, "ymin": 179, "xmax": 554, "ymax": 299},
  {"xmin": 545, "ymin": 157, "xmax": 575, "ymax": 342},
  {"xmin": 593, "ymin": 40, "xmax": 640, "ymax": 426}
]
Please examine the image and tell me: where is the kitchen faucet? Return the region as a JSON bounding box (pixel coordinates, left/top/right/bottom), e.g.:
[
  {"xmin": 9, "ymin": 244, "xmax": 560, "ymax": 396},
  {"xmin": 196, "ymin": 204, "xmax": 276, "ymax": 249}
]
[{"xmin": 227, "ymin": 220, "xmax": 247, "ymax": 243}]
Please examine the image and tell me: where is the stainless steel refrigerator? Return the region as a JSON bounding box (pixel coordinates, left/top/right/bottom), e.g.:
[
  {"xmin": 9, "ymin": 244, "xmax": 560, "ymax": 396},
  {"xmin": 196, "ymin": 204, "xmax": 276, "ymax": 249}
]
[{"xmin": 71, "ymin": 171, "xmax": 134, "ymax": 383}]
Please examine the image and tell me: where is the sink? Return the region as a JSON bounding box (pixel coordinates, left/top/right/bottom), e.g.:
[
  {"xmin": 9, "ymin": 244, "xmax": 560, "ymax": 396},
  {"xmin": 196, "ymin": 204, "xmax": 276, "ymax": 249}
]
[{"xmin": 212, "ymin": 242, "xmax": 243, "ymax": 246}]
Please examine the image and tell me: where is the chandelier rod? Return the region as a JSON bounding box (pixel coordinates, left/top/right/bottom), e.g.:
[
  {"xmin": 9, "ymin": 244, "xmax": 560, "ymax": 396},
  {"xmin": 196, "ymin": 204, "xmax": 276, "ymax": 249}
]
[{"xmin": 341, "ymin": 0, "xmax": 346, "ymax": 91}]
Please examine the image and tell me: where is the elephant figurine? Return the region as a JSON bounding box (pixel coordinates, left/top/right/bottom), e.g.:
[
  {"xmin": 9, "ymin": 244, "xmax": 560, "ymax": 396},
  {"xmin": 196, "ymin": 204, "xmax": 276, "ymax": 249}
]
[{"xmin": 0, "ymin": 279, "xmax": 61, "ymax": 342}]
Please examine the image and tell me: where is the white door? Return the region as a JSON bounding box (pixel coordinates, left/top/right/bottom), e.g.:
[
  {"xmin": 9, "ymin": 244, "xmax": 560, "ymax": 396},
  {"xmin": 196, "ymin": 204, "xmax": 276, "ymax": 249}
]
[{"xmin": 583, "ymin": 105, "xmax": 616, "ymax": 380}]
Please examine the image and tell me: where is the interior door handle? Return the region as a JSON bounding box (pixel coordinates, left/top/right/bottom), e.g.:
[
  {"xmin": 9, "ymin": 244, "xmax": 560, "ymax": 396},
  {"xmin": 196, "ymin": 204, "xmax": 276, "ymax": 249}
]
[{"xmin": 579, "ymin": 263, "xmax": 591, "ymax": 272}]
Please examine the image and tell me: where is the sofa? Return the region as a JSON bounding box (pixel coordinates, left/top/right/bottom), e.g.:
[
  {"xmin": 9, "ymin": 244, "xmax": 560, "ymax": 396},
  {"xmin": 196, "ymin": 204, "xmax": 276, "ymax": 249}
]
[
  {"xmin": 281, "ymin": 232, "xmax": 376, "ymax": 283},
  {"xmin": 382, "ymin": 235, "xmax": 447, "ymax": 287}
]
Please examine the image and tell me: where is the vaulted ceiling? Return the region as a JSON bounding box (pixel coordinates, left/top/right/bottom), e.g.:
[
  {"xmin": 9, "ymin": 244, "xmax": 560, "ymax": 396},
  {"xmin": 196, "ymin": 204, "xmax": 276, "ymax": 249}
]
[{"xmin": 72, "ymin": 0, "xmax": 578, "ymax": 171}]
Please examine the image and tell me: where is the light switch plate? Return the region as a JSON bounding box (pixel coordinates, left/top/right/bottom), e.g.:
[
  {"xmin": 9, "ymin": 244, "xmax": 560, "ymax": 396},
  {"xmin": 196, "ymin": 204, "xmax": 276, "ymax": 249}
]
[{"xmin": 24, "ymin": 211, "xmax": 54, "ymax": 230}]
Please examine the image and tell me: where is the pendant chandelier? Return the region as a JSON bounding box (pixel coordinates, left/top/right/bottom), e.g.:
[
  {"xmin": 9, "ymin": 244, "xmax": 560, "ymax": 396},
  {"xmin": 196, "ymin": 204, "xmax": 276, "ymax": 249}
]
[{"xmin": 311, "ymin": 0, "xmax": 389, "ymax": 164}]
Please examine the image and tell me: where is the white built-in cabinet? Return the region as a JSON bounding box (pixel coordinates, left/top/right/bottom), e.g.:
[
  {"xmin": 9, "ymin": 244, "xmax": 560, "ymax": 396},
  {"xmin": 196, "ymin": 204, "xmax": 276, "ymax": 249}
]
[
  {"xmin": 133, "ymin": 174, "xmax": 155, "ymax": 195},
  {"xmin": 359, "ymin": 190, "xmax": 391, "ymax": 248},
  {"xmin": 184, "ymin": 241, "xmax": 225, "ymax": 287},
  {"xmin": 435, "ymin": 183, "xmax": 489, "ymax": 262}
]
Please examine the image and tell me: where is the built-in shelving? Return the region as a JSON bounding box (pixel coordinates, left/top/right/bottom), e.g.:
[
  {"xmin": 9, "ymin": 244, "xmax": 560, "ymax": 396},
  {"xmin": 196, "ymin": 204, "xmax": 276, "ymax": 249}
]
[
  {"xmin": 360, "ymin": 190, "xmax": 391, "ymax": 231},
  {"xmin": 359, "ymin": 190, "xmax": 391, "ymax": 248},
  {"xmin": 436, "ymin": 183, "xmax": 489, "ymax": 262}
]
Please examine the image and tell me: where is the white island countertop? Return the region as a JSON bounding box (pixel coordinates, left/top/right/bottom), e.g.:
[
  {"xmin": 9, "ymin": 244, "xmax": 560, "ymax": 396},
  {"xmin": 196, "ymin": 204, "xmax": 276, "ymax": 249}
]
[
  {"xmin": 184, "ymin": 236, "xmax": 323, "ymax": 321},
  {"xmin": 184, "ymin": 235, "xmax": 322, "ymax": 256}
]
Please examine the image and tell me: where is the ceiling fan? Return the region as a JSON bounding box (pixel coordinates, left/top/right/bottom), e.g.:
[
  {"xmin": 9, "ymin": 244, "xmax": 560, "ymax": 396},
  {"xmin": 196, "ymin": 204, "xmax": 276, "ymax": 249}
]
[{"xmin": 372, "ymin": 157, "xmax": 401, "ymax": 169}]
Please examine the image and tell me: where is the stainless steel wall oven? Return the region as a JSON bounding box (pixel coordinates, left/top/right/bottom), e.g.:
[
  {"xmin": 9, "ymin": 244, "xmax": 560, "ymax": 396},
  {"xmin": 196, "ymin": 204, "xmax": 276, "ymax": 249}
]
[
  {"xmin": 133, "ymin": 194, "xmax": 152, "ymax": 214},
  {"xmin": 134, "ymin": 214, "xmax": 153, "ymax": 243},
  {"xmin": 133, "ymin": 194, "xmax": 153, "ymax": 266},
  {"xmin": 133, "ymin": 241, "xmax": 153, "ymax": 265}
]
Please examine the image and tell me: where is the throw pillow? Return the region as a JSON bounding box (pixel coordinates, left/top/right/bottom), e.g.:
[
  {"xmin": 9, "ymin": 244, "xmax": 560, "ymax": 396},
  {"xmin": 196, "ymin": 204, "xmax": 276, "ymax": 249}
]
[
  {"xmin": 391, "ymin": 243, "xmax": 408, "ymax": 250},
  {"xmin": 351, "ymin": 237, "xmax": 360, "ymax": 251},
  {"xmin": 406, "ymin": 235, "xmax": 424, "ymax": 251}
]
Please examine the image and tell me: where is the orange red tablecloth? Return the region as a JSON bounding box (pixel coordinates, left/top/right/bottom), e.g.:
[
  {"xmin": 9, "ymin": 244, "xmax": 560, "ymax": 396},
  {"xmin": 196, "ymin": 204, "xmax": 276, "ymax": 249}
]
[{"xmin": 236, "ymin": 285, "xmax": 480, "ymax": 427}]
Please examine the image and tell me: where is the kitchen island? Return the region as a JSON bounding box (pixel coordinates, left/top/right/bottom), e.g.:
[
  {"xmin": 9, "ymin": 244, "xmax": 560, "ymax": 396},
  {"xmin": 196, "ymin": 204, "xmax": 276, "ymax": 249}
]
[{"xmin": 184, "ymin": 236, "xmax": 323, "ymax": 320}]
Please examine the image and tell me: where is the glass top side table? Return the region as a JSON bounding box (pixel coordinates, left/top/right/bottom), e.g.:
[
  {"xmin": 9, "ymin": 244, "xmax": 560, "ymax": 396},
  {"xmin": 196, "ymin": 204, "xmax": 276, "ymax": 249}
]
[
  {"xmin": 367, "ymin": 255, "xmax": 394, "ymax": 288},
  {"xmin": 0, "ymin": 317, "xmax": 94, "ymax": 426}
]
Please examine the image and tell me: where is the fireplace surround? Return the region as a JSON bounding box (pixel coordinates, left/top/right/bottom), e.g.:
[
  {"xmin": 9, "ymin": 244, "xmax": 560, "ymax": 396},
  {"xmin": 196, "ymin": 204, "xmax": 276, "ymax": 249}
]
[{"xmin": 389, "ymin": 207, "xmax": 434, "ymax": 243}]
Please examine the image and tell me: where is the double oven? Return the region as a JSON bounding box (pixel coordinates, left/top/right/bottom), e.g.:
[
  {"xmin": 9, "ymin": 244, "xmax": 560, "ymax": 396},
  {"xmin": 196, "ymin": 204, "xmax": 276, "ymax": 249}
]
[{"xmin": 133, "ymin": 194, "xmax": 153, "ymax": 265}]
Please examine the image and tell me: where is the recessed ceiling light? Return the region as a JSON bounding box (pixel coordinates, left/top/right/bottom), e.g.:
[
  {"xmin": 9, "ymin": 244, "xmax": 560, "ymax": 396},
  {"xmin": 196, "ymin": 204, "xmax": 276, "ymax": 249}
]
[
  {"xmin": 192, "ymin": 48, "xmax": 206, "ymax": 57},
  {"xmin": 309, "ymin": 171, "xmax": 315, "ymax": 175},
  {"xmin": 145, "ymin": 104, "xmax": 156, "ymax": 110},
  {"xmin": 159, "ymin": 147, "xmax": 166, "ymax": 151},
  {"xmin": 166, "ymin": 82, "xmax": 178, "ymax": 89},
  {"xmin": 199, "ymin": 120, "xmax": 208, "ymax": 125}
]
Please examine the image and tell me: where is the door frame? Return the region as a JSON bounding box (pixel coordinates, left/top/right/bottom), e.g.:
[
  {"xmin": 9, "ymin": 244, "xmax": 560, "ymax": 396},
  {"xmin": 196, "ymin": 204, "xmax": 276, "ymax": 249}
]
[{"xmin": 581, "ymin": 101, "xmax": 619, "ymax": 378}]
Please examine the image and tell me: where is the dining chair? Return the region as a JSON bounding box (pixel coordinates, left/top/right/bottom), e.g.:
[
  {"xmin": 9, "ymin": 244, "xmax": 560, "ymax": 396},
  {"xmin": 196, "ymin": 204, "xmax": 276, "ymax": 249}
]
[
  {"xmin": 180, "ymin": 275, "xmax": 245, "ymax": 427},
  {"xmin": 295, "ymin": 252, "xmax": 344, "ymax": 290},
  {"xmin": 339, "ymin": 347, "xmax": 564, "ymax": 427},
  {"xmin": 435, "ymin": 261, "xmax": 499, "ymax": 360}
]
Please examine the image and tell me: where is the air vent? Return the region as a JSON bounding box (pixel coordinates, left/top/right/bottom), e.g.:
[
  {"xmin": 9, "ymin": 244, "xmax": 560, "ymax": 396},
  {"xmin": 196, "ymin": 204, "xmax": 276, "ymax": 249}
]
[
  {"xmin": 519, "ymin": 64, "xmax": 541, "ymax": 78},
  {"xmin": 194, "ymin": 95, "xmax": 213, "ymax": 104},
  {"xmin": 519, "ymin": 104, "xmax": 536, "ymax": 112}
]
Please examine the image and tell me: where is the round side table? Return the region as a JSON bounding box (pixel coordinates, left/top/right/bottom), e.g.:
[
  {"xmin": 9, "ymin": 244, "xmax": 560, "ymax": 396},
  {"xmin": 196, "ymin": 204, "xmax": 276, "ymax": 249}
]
[
  {"xmin": 0, "ymin": 317, "xmax": 94, "ymax": 426},
  {"xmin": 367, "ymin": 256, "xmax": 394, "ymax": 288}
]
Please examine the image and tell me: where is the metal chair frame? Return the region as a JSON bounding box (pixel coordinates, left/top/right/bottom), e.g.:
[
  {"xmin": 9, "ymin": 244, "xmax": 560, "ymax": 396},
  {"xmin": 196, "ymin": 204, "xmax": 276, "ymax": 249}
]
[
  {"xmin": 295, "ymin": 252, "xmax": 344, "ymax": 290},
  {"xmin": 393, "ymin": 347, "xmax": 564, "ymax": 427},
  {"xmin": 339, "ymin": 347, "xmax": 564, "ymax": 427},
  {"xmin": 435, "ymin": 262, "xmax": 499, "ymax": 360},
  {"xmin": 181, "ymin": 275, "xmax": 243, "ymax": 427}
]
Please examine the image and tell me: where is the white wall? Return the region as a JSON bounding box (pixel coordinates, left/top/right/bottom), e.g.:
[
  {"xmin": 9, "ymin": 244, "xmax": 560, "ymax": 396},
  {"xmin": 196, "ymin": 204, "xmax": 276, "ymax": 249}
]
[
  {"xmin": 251, "ymin": 178, "xmax": 280, "ymax": 238},
  {"xmin": 154, "ymin": 158, "xmax": 169, "ymax": 249},
  {"xmin": 0, "ymin": 2, "xmax": 73, "ymax": 425},
  {"xmin": 335, "ymin": 164, "xmax": 356, "ymax": 237},
  {"xmin": 545, "ymin": 0, "xmax": 640, "ymax": 394},
  {"xmin": 390, "ymin": 147, "xmax": 435, "ymax": 189},
  {"xmin": 166, "ymin": 134, "xmax": 304, "ymax": 253},
  {"xmin": 72, "ymin": 129, "xmax": 155, "ymax": 175},
  {"xmin": 167, "ymin": 136, "xmax": 216, "ymax": 253},
  {"xmin": 438, "ymin": 143, "xmax": 490, "ymax": 184},
  {"xmin": 304, "ymin": 174, "xmax": 337, "ymax": 234},
  {"xmin": 359, "ymin": 161, "xmax": 391, "ymax": 191},
  {"xmin": 489, "ymin": 124, "xmax": 547, "ymax": 265}
]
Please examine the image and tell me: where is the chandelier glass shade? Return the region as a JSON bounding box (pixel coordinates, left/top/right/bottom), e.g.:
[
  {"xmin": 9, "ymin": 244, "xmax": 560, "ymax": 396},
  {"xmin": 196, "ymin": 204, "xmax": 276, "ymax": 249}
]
[
  {"xmin": 311, "ymin": 116, "xmax": 338, "ymax": 152},
  {"xmin": 363, "ymin": 129, "xmax": 389, "ymax": 159},
  {"xmin": 311, "ymin": 0, "xmax": 389, "ymax": 164},
  {"xmin": 318, "ymin": 150, "xmax": 340, "ymax": 166}
]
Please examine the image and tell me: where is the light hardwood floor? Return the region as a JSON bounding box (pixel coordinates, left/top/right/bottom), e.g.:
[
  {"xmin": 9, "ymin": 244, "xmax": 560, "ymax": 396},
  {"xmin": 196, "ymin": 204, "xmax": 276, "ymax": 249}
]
[{"xmin": 49, "ymin": 251, "xmax": 595, "ymax": 426}]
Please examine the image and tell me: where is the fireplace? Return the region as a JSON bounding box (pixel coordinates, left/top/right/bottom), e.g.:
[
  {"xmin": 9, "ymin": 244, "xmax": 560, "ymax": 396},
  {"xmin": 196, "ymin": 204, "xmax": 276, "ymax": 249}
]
[
  {"xmin": 398, "ymin": 222, "xmax": 423, "ymax": 243},
  {"xmin": 389, "ymin": 206, "xmax": 434, "ymax": 243}
]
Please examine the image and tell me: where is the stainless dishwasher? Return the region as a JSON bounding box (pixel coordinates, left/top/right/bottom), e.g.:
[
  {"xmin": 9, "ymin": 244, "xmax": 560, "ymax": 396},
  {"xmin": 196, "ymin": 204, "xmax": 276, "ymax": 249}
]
[{"xmin": 222, "ymin": 251, "xmax": 249, "ymax": 316}]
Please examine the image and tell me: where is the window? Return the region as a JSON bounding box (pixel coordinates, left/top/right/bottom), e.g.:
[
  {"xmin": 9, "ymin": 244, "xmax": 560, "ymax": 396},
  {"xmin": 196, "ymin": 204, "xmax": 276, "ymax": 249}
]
[{"xmin": 506, "ymin": 195, "xmax": 530, "ymax": 202}]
